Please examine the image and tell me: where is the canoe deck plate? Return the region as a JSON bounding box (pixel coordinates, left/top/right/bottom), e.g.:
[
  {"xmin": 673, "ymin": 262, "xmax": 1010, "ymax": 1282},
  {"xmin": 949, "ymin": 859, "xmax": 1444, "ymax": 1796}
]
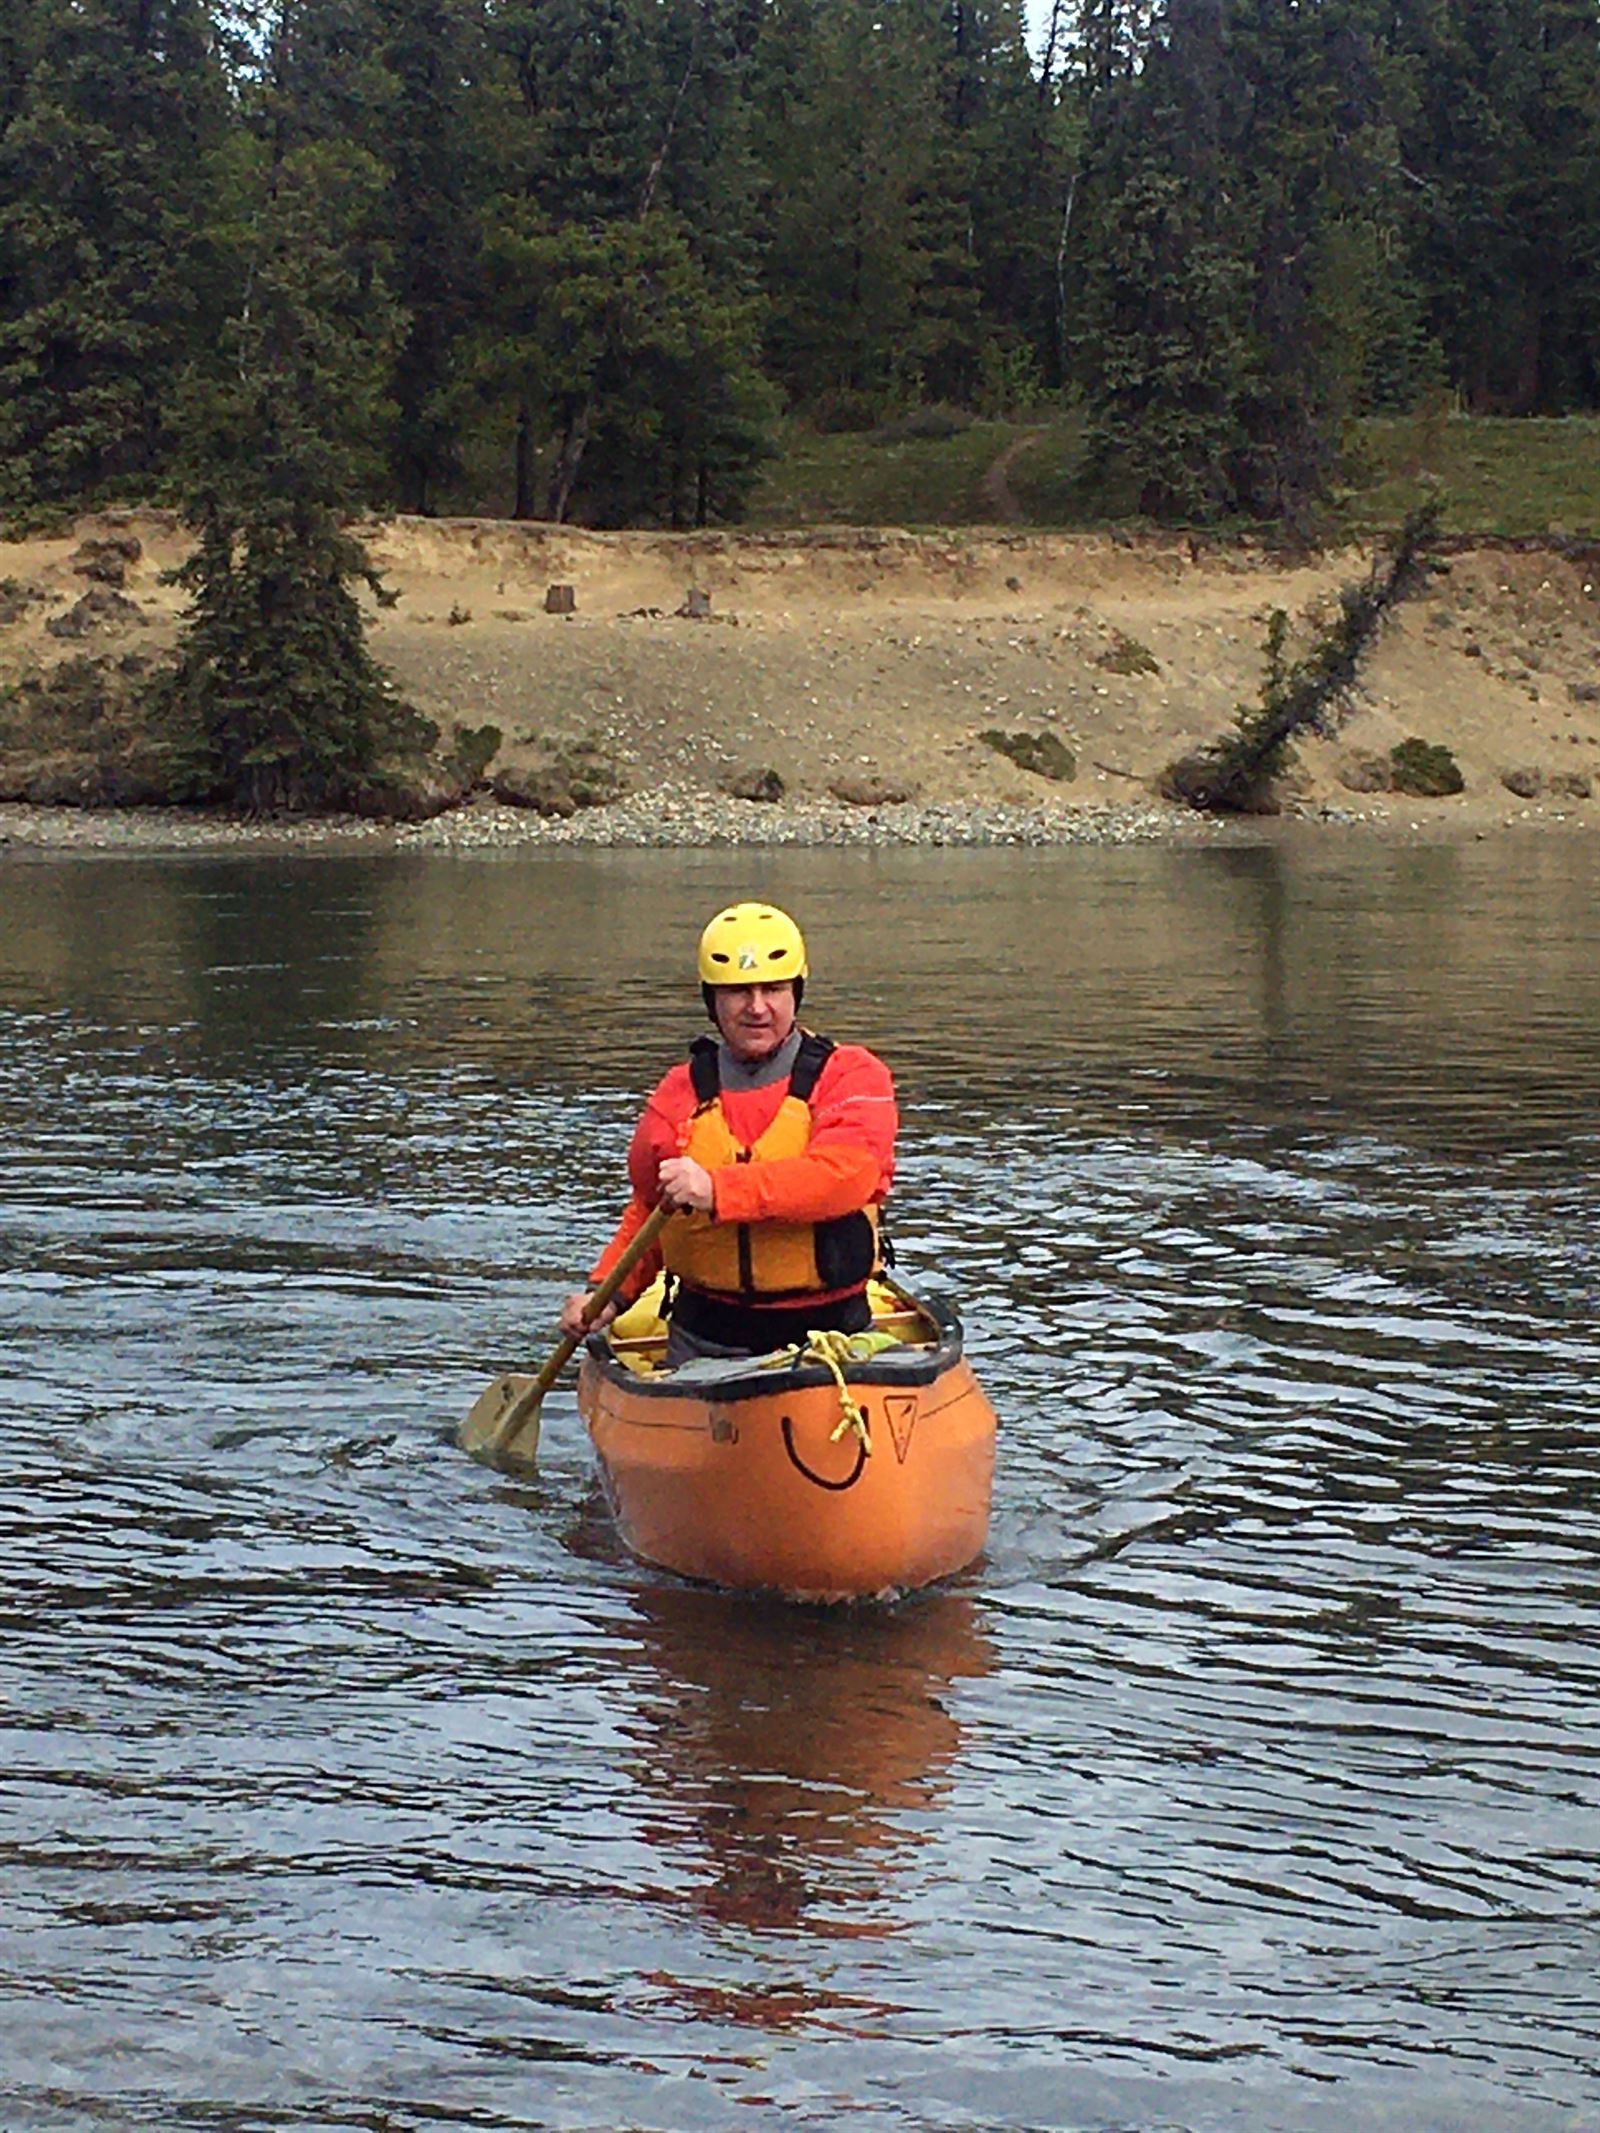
[{"xmin": 882, "ymin": 1394, "xmax": 918, "ymax": 1464}]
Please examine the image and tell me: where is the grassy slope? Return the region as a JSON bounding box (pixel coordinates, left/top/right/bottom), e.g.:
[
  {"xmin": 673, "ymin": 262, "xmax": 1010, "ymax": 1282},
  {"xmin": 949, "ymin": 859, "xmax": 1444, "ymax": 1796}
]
[{"xmin": 745, "ymin": 411, "xmax": 1600, "ymax": 538}]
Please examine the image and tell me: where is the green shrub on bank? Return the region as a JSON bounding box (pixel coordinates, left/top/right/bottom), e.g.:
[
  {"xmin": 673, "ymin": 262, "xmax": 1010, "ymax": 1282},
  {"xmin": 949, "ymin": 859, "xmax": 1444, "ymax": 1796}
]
[
  {"xmin": 448, "ymin": 721, "xmax": 502, "ymax": 786},
  {"xmin": 1095, "ymin": 631, "xmax": 1161, "ymax": 677},
  {"xmin": 979, "ymin": 728, "xmax": 1077, "ymax": 781},
  {"xmin": 1390, "ymin": 737, "xmax": 1465, "ymax": 796}
]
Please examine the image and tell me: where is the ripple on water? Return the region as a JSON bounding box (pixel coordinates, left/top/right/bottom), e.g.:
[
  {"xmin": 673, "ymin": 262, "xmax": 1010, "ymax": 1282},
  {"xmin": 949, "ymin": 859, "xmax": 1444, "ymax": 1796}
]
[{"xmin": 2, "ymin": 847, "xmax": 1599, "ymax": 2131}]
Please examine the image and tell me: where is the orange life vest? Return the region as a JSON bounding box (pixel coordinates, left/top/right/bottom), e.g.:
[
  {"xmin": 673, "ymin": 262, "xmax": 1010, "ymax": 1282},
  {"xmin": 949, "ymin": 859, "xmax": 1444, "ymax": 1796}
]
[{"xmin": 660, "ymin": 1032, "xmax": 881, "ymax": 1302}]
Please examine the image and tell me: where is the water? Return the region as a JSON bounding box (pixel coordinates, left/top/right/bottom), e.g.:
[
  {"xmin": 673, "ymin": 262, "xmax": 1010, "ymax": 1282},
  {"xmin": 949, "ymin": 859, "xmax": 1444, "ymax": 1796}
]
[{"xmin": 2, "ymin": 837, "xmax": 1598, "ymax": 2133}]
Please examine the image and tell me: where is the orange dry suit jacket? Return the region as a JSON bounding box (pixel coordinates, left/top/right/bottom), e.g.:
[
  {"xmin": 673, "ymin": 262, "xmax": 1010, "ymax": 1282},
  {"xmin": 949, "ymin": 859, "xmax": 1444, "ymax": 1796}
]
[{"xmin": 589, "ymin": 1030, "xmax": 898, "ymax": 1310}]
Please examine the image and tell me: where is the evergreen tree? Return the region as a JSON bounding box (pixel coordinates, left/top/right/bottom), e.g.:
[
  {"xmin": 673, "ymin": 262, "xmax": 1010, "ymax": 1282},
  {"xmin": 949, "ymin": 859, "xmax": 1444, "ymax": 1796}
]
[
  {"xmin": 371, "ymin": 0, "xmax": 490, "ymax": 513},
  {"xmin": 752, "ymin": 0, "xmax": 963, "ymax": 421},
  {"xmin": 1077, "ymin": 0, "xmax": 1160, "ymax": 87},
  {"xmin": 0, "ymin": 0, "xmax": 41, "ymax": 377},
  {"xmin": 483, "ymin": 0, "xmax": 670, "ymax": 516},
  {"xmin": 1394, "ymin": 0, "xmax": 1600, "ymax": 411},
  {"xmin": 158, "ymin": 485, "xmax": 405, "ymax": 813},
  {"xmin": 1, "ymin": 0, "xmax": 41, "ymax": 135},
  {"xmin": 477, "ymin": 0, "xmax": 775, "ymax": 522},
  {"xmin": 1226, "ymin": 0, "xmax": 1405, "ymax": 514},
  {"xmin": 1075, "ymin": 0, "xmax": 1433, "ymax": 523},
  {"xmin": 1009, "ymin": 0, "xmax": 1157, "ymax": 408},
  {"xmin": 521, "ymin": 219, "xmax": 777, "ymax": 525},
  {"xmin": 1531, "ymin": 0, "xmax": 1600, "ymax": 409},
  {"xmin": 611, "ymin": 0, "xmax": 778, "ymax": 517},
  {"xmin": 1074, "ymin": 0, "xmax": 1254, "ymax": 518},
  {"xmin": 943, "ymin": 0, "xmax": 1075, "ymax": 399},
  {"xmin": 0, "ymin": 0, "xmax": 226, "ymax": 515},
  {"xmin": 158, "ymin": 3, "xmax": 408, "ymax": 811},
  {"xmin": 492, "ymin": 0, "xmax": 666, "ymax": 224},
  {"xmin": 1, "ymin": 0, "xmax": 1596, "ymax": 540},
  {"xmin": 255, "ymin": 0, "xmax": 396, "ymax": 146}
]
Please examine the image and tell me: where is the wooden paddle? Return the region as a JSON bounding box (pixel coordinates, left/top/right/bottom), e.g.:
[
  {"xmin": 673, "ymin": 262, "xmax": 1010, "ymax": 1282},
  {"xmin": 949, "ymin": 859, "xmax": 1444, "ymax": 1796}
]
[{"xmin": 457, "ymin": 1202, "xmax": 673, "ymax": 1470}]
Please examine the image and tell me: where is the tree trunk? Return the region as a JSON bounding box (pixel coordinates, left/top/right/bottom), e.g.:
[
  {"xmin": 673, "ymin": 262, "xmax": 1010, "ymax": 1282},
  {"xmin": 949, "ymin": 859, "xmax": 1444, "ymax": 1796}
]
[
  {"xmin": 1055, "ymin": 171, "xmax": 1077, "ymax": 385},
  {"xmin": 513, "ymin": 397, "xmax": 537, "ymax": 519},
  {"xmin": 544, "ymin": 402, "xmax": 592, "ymax": 522},
  {"xmin": 1037, "ymin": 0, "xmax": 1069, "ymax": 99},
  {"xmin": 1510, "ymin": 325, "xmax": 1543, "ymax": 415}
]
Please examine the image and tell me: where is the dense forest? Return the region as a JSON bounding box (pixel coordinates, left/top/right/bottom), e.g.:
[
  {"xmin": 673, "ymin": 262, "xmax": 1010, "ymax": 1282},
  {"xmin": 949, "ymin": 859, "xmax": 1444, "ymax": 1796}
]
[{"xmin": 2, "ymin": 0, "xmax": 1597, "ymax": 535}]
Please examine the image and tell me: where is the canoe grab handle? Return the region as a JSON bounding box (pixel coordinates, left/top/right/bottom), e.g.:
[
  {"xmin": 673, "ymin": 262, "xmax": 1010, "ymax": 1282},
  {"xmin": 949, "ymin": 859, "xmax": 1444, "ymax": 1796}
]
[{"xmin": 781, "ymin": 1412, "xmax": 869, "ymax": 1492}]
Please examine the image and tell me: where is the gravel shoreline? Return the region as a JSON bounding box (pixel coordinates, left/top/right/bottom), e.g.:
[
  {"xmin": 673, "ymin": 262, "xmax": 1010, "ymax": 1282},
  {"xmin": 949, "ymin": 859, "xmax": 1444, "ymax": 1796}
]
[
  {"xmin": 3, "ymin": 788, "xmax": 1569, "ymax": 856},
  {"xmin": 0, "ymin": 788, "xmax": 1233, "ymax": 855}
]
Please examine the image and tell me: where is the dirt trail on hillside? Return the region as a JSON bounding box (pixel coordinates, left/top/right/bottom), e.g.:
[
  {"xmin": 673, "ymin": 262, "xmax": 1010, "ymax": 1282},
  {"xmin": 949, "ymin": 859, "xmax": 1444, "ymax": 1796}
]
[
  {"xmin": 976, "ymin": 433, "xmax": 1047, "ymax": 525},
  {"xmin": 3, "ymin": 512, "xmax": 1598, "ymax": 829}
]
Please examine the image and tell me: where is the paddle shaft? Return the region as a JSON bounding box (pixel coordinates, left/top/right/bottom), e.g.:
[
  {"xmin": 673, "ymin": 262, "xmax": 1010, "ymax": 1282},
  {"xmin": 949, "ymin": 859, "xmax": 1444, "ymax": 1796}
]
[{"xmin": 486, "ymin": 1200, "xmax": 673, "ymax": 1453}]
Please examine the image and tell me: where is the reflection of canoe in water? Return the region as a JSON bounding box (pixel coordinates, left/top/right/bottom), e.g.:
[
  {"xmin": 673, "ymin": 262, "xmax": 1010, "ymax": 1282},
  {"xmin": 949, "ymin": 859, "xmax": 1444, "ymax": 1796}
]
[
  {"xmin": 578, "ymin": 1278, "xmax": 997, "ymax": 1602},
  {"xmin": 623, "ymin": 1583, "xmax": 995, "ymax": 1949}
]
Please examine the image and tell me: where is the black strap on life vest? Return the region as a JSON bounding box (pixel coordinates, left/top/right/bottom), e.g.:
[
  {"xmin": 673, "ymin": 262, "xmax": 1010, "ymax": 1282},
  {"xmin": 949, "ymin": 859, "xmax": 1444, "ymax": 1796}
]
[
  {"xmin": 787, "ymin": 1030, "xmax": 834, "ymax": 1101},
  {"xmin": 688, "ymin": 1035, "xmax": 721, "ymax": 1106},
  {"xmin": 687, "ymin": 1030, "xmax": 834, "ymax": 1108}
]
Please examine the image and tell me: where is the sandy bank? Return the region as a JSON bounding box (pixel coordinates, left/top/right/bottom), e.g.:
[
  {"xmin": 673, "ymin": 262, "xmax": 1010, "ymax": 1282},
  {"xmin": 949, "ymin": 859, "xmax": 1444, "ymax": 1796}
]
[{"xmin": 3, "ymin": 513, "xmax": 1597, "ymax": 845}]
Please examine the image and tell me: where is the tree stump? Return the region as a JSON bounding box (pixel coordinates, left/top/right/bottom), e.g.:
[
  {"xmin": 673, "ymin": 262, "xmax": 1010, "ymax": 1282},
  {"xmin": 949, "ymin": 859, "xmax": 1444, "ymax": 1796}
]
[{"xmin": 544, "ymin": 583, "xmax": 576, "ymax": 615}]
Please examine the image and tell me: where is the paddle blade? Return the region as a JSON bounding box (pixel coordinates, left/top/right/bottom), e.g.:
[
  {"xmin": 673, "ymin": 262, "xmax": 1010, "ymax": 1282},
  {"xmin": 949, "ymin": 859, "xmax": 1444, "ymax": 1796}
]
[{"xmin": 457, "ymin": 1372, "xmax": 543, "ymax": 1468}]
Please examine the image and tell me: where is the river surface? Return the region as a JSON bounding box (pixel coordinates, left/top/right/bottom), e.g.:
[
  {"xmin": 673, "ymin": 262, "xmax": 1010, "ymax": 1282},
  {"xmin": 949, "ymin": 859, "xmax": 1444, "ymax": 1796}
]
[{"xmin": 2, "ymin": 836, "xmax": 1599, "ymax": 2133}]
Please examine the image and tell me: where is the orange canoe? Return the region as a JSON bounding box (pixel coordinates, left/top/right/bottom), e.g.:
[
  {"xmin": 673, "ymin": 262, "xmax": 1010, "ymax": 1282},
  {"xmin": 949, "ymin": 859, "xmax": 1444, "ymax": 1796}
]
[{"xmin": 578, "ymin": 1280, "xmax": 997, "ymax": 1602}]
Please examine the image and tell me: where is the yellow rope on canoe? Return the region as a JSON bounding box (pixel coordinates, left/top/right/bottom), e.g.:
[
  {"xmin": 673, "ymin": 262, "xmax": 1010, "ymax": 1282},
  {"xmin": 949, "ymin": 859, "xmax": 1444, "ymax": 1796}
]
[
  {"xmin": 762, "ymin": 1326, "xmax": 900, "ymax": 1457},
  {"xmin": 810, "ymin": 1330, "xmax": 872, "ymax": 1455}
]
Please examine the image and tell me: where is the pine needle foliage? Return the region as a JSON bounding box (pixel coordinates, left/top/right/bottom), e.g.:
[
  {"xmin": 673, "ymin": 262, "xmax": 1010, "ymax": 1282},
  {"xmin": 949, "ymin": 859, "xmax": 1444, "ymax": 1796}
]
[
  {"xmin": 0, "ymin": 0, "xmax": 225, "ymax": 518},
  {"xmin": 156, "ymin": 502, "xmax": 406, "ymax": 812},
  {"xmin": 1163, "ymin": 500, "xmax": 1442, "ymax": 812},
  {"xmin": 152, "ymin": 92, "xmax": 411, "ymax": 813}
]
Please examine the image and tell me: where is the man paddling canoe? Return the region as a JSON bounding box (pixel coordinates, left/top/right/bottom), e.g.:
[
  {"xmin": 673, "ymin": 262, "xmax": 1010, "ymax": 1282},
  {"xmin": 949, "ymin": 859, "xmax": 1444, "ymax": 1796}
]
[{"xmin": 560, "ymin": 902, "xmax": 898, "ymax": 1367}]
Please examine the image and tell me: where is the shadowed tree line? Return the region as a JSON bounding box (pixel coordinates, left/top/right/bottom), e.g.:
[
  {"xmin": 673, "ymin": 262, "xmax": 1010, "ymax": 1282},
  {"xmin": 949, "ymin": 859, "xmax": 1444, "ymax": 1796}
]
[{"xmin": 2, "ymin": 0, "xmax": 1597, "ymax": 533}]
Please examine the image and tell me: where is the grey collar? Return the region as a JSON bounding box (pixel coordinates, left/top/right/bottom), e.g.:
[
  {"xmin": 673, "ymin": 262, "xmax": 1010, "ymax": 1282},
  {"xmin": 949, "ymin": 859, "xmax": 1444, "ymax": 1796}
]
[{"xmin": 716, "ymin": 1027, "xmax": 804, "ymax": 1092}]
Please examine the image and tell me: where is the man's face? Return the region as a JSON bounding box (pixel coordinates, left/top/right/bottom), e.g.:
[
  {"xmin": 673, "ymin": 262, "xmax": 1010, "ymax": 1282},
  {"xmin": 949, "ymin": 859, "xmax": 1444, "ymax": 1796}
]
[{"xmin": 713, "ymin": 981, "xmax": 798, "ymax": 1064}]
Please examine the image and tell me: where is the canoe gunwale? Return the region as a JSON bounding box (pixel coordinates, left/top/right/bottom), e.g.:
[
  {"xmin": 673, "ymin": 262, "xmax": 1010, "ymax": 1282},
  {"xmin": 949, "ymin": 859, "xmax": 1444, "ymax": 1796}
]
[{"xmin": 582, "ymin": 1290, "xmax": 966, "ymax": 1406}]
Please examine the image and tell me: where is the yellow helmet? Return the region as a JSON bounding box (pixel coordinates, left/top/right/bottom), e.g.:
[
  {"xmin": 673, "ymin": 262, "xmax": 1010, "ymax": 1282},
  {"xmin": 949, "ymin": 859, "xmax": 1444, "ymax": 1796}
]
[{"xmin": 697, "ymin": 902, "xmax": 808, "ymax": 986}]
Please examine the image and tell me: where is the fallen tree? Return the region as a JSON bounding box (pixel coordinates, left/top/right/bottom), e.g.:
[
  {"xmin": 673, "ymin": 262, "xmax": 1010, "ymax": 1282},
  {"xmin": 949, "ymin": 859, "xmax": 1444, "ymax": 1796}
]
[{"xmin": 1162, "ymin": 501, "xmax": 1442, "ymax": 813}]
